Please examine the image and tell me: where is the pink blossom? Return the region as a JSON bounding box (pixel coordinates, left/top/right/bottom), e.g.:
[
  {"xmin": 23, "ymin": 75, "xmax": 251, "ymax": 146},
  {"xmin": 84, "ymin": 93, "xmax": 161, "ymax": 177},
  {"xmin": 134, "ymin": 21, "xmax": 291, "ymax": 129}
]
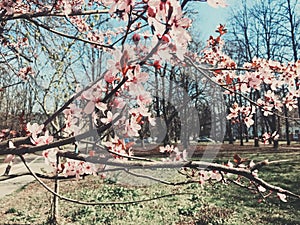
[
  {"xmin": 101, "ymin": 111, "xmax": 120, "ymax": 125},
  {"xmin": 125, "ymin": 118, "xmax": 141, "ymax": 137},
  {"xmin": 112, "ymin": 97, "xmax": 126, "ymax": 109},
  {"xmin": 82, "ymin": 89, "xmax": 107, "ymax": 114},
  {"xmin": 64, "ymin": 116, "xmax": 81, "ymax": 135},
  {"xmin": 104, "ymin": 70, "xmax": 117, "ymax": 83},
  {"xmin": 262, "ymin": 133, "xmax": 271, "ymax": 144},
  {"xmin": 27, "ymin": 122, "xmax": 44, "ymax": 136},
  {"xmin": 32, "ymin": 130, "xmax": 54, "ymax": 145},
  {"xmin": 244, "ymin": 116, "xmax": 254, "ymax": 128},
  {"xmin": 210, "ymin": 171, "xmax": 222, "ymax": 181},
  {"xmin": 132, "ymin": 33, "xmax": 140, "ymax": 44},
  {"xmin": 247, "ymin": 72, "xmax": 261, "ymax": 90},
  {"xmin": 4, "ymin": 154, "xmax": 15, "ymax": 163},
  {"xmin": 159, "ymin": 144, "xmax": 176, "ymax": 153},
  {"xmin": 277, "ymin": 193, "xmax": 287, "ymax": 202},
  {"xmin": 226, "ymin": 104, "xmax": 240, "ymax": 120},
  {"xmin": 43, "ymin": 149, "xmax": 58, "ymax": 166},
  {"xmin": 258, "ymin": 186, "xmax": 266, "ymax": 193},
  {"xmin": 64, "ymin": 104, "xmax": 82, "ymax": 118},
  {"xmin": 17, "ymin": 66, "xmax": 34, "ymax": 80},
  {"xmin": 128, "ymin": 65, "xmax": 149, "ymax": 84}
]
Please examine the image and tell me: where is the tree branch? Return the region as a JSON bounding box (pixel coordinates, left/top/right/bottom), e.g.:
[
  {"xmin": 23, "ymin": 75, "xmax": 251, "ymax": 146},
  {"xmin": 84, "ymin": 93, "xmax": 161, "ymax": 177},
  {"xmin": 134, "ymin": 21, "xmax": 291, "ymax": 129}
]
[
  {"xmin": 26, "ymin": 18, "xmax": 113, "ymax": 50},
  {"xmin": 0, "ymin": 10, "xmax": 109, "ymax": 21},
  {"xmin": 19, "ymin": 155, "xmax": 193, "ymax": 206}
]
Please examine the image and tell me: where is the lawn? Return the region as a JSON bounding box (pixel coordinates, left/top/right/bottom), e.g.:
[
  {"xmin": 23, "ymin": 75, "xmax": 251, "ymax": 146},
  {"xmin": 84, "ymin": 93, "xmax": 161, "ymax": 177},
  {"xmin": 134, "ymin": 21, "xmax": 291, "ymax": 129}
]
[{"xmin": 0, "ymin": 145, "xmax": 299, "ymax": 225}]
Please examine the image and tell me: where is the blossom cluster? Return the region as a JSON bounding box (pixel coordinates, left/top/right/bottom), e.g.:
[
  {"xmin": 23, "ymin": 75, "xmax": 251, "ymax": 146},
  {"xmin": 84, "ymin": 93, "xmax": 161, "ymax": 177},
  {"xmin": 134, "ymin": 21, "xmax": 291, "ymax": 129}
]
[
  {"xmin": 42, "ymin": 148, "xmax": 97, "ymax": 179},
  {"xmin": 159, "ymin": 144, "xmax": 187, "ymax": 162}
]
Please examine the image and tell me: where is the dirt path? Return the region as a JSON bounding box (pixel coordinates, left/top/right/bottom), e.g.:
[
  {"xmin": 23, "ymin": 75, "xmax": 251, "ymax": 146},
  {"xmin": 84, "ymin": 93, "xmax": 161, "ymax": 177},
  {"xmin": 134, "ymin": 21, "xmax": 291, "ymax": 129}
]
[
  {"xmin": 0, "ymin": 156, "xmax": 53, "ymax": 198},
  {"xmin": 0, "ymin": 143, "xmax": 299, "ymax": 198}
]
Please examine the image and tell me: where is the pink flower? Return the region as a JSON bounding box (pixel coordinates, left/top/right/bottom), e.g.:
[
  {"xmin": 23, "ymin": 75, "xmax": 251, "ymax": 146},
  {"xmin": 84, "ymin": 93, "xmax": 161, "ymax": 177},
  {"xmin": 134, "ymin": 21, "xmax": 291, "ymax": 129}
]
[
  {"xmin": 17, "ymin": 66, "xmax": 34, "ymax": 80},
  {"xmin": 82, "ymin": 90, "xmax": 107, "ymax": 114},
  {"xmin": 147, "ymin": 6, "xmax": 156, "ymax": 17},
  {"xmin": 210, "ymin": 171, "xmax": 222, "ymax": 181},
  {"xmin": 132, "ymin": 33, "xmax": 140, "ymax": 44},
  {"xmin": 27, "ymin": 122, "xmax": 44, "ymax": 137},
  {"xmin": 258, "ymin": 186, "xmax": 266, "ymax": 193},
  {"xmin": 65, "ymin": 116, "xmax": 81, "ymax": 135},
  {"xmin": 159, "ymin": 144, "xmax": 175, "ymax": 153},
  {"xmin": 64, "ymin": 104, "xmax": 82, "ymax": 118},
  {"xmin": 43, "ymin": 149, "xmax": 58, "ymax": 166},
  {"xmin": 32, "ymin": 130, "xmax": 54, "ymax": 145},
  {"xmin": 100, "ymin": 111, "xmax": 119, "ymax": 125},
  {"xmin": 128, "ymin": 65, "xmax": 149, "ymax": 84},
  {"xmin": 244, "ymin": 116, "xmax": 254, "ymax": 128},
  {"xmin": 112, "ymin": 97, "xmax": 126, "ymax": 109},
  {"xmin": 83, "ymin": 163, "xmax": 96, "ymax": 175},
  {"xmin": 262, "ymin": 133, "xmax": 271, "ymax": 144},
  {"xmin": 104, "ymin": 70, "xmax": 117, "ymax": 83},
  {"xmin": 4, "ymin": 154, "xmax": 15, "ymax": 163},
  {"xmin": 277, "ymin": 193, "xmax": 287, "ymax": 202},
  {"xmin": 226, "ymin": 104, "xmax": 240, "ymax": 120},
  {"xmin": 125, "ymin": 118, "xmax": 141, "ymax": 137}
]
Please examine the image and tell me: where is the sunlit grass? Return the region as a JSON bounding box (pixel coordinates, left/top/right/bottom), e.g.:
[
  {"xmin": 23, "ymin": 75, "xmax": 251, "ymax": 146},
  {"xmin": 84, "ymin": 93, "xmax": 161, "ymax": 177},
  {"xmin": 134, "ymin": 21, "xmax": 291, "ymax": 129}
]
[{"xmin": 0, "ymin": 149, "xmax": 299, "ymax": 224}]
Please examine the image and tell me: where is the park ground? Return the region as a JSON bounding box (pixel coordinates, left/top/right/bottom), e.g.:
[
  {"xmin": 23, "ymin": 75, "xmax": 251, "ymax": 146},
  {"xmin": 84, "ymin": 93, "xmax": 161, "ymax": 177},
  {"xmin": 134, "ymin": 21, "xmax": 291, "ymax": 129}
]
[{"xmin": 0, "ymin": 142, "xmax": 299, "ymax": 225}]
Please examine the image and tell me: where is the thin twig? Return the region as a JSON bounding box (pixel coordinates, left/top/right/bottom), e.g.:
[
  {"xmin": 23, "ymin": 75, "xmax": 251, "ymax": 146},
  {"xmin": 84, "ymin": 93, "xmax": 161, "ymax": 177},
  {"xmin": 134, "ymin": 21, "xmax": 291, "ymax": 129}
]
[
  {"xmin": 184, "ymin": 56, "xmax": 300, "ymax": 122},
  {"xmin": 19, "ymin": 155, "xmax": 193, "ymax": 206},
  {"xmin": 42, "ymin": 71, "xmax": 106, "ymax": 127},
  {"xmin": 1, "ymin": 10, "xmax": 109, "ymax": 21},
  {"xmin": 26, "ymin": 18, "xmax": 113, "ymax": 50},
  {"xmin": 123, "ymin": 168, "xmax": 197, "ymax": 185}
]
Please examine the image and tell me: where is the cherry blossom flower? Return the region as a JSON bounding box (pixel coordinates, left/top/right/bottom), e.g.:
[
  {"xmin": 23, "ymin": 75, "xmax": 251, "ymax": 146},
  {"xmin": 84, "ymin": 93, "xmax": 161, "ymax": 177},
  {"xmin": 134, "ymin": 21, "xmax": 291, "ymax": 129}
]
[
  {"xmin": 132, "ymin": 33, "xmax": 140, "ymax": 44},
  {"xmin": 226, "ymin": 103, "xmax": 240, "ymax": 120},
  {"xmin": 159, "ymin": 144, "xmax": 176, "ymax": 153},
  {"xmin": 64, "ymin": 116, "xmax": 81, "ymax": 135},
  {"xmin": 17, "ymin": 66, "xmax": 34, "ymax": 80},
  {"xmin": 244, "ymin": 116, "xmax": 254, "ymax": 128},
  {"xmin": 112, "ymin": 97, "xmax": 126, "ymax": 109},
  {"xmin": 125, "ymin": 117, "xmax": 141, "ymax": 137},
  {"xmin": 82, "ymin": 89, "xmax": 107, "ymax": 114},
  {"xmin": 4, "ymin": 154, "xmax": 15, "ymax": 163},
  {"xmin": 258, "ymin": 186, "xmax": 266, "ymax": 193},
  {"xmin": 210, "ymin": 171, "xmax": 222, "ymax": 181},
  {"xmin": 104, "ymin": 70, "xmax": 117, "ymax": 83},
  {"xmin": 43, "ymin": 148, "xmax": 58, "ymax": 167},
  {"xmin": 100, "ymin": 111, "xmax": 114, "ymax": 124},
  {"xmin": 262, "ymin": 133, "xmax": 271, "ymax": 144},
  {"xmin": 64, "ymin": 104, "xmax": 82, "ymax": 118},
  {"xmin": 27, "ymin": 122, "xmax": 44, "ymax": 136},
  {"xmin": 159, "ymin": 145, "xmax": 187, "ymax": 161},
  {"xmin": 198, "ymin": 170, "xmax": 211, "ymax": 183},
  {"xmin": 32, "ymin": 130, "xmax": 54, "ymax": 145},
  {"xmin": 277, "ymin": 193, "xmax": 287, "ymax": 202}
]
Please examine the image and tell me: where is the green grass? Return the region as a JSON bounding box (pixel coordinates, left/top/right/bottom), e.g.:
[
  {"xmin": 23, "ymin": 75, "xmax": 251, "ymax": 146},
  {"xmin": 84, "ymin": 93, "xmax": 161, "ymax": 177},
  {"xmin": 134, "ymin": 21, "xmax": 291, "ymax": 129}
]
[{"xmin": 0, "ymin": 150, "xmax": 299, "ymax": 225}]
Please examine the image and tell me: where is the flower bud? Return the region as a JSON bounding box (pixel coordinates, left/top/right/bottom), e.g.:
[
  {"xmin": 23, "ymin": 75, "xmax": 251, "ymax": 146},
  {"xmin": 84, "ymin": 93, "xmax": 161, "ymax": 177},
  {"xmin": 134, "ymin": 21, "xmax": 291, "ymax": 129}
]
[
  {"xmin": 147, "ymin": 6, "xmax": 156, "ymax": 17},
  {"xmin": 132, "ymin": 33, "xmax": 140, "ymax": 44},
  {"xmin": 161, "ymin": 34, "xmax": 171, "ymax": 43}
]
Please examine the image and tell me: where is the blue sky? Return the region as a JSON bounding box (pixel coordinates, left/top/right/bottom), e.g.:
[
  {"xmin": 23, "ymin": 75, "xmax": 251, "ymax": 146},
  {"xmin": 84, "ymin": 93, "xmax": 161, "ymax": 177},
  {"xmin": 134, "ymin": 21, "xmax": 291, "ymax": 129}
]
[{"xmin": 188, "ymin": 0, "xmax": 238, "ymax": 41}]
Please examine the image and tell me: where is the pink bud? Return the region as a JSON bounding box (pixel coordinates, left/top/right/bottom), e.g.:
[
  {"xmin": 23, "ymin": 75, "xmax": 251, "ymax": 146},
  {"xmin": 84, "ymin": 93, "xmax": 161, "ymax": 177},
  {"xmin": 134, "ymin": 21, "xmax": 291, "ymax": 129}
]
[
  {"xmin": 132, "ymin": 33, "xmax": 140, "ymax": 43},
  {"xmin": 153, "ymin": 60, "xmax": 162, "ymax": 69},
  {"xmin": 147, "ymin": 6, "xmax": 156, "ymax": 17},
  {"xmin": 161, "ymin": 34, "xmax": 171, "ymax": 43},
  {"xmin": 104, "ymin": 71, "xmax": 115, "ymax": 83}
]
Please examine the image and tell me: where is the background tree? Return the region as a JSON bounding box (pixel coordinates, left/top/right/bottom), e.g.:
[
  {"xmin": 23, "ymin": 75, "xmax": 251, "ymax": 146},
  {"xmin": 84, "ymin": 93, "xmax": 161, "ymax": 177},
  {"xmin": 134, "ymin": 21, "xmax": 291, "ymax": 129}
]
[
  {"xmin": 224, "ymin": 0, "xmax": 300, "ymax": 147},
  {"xmin": 0, "ymin": 0, "xmax": 299, "ymax": 224}
]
